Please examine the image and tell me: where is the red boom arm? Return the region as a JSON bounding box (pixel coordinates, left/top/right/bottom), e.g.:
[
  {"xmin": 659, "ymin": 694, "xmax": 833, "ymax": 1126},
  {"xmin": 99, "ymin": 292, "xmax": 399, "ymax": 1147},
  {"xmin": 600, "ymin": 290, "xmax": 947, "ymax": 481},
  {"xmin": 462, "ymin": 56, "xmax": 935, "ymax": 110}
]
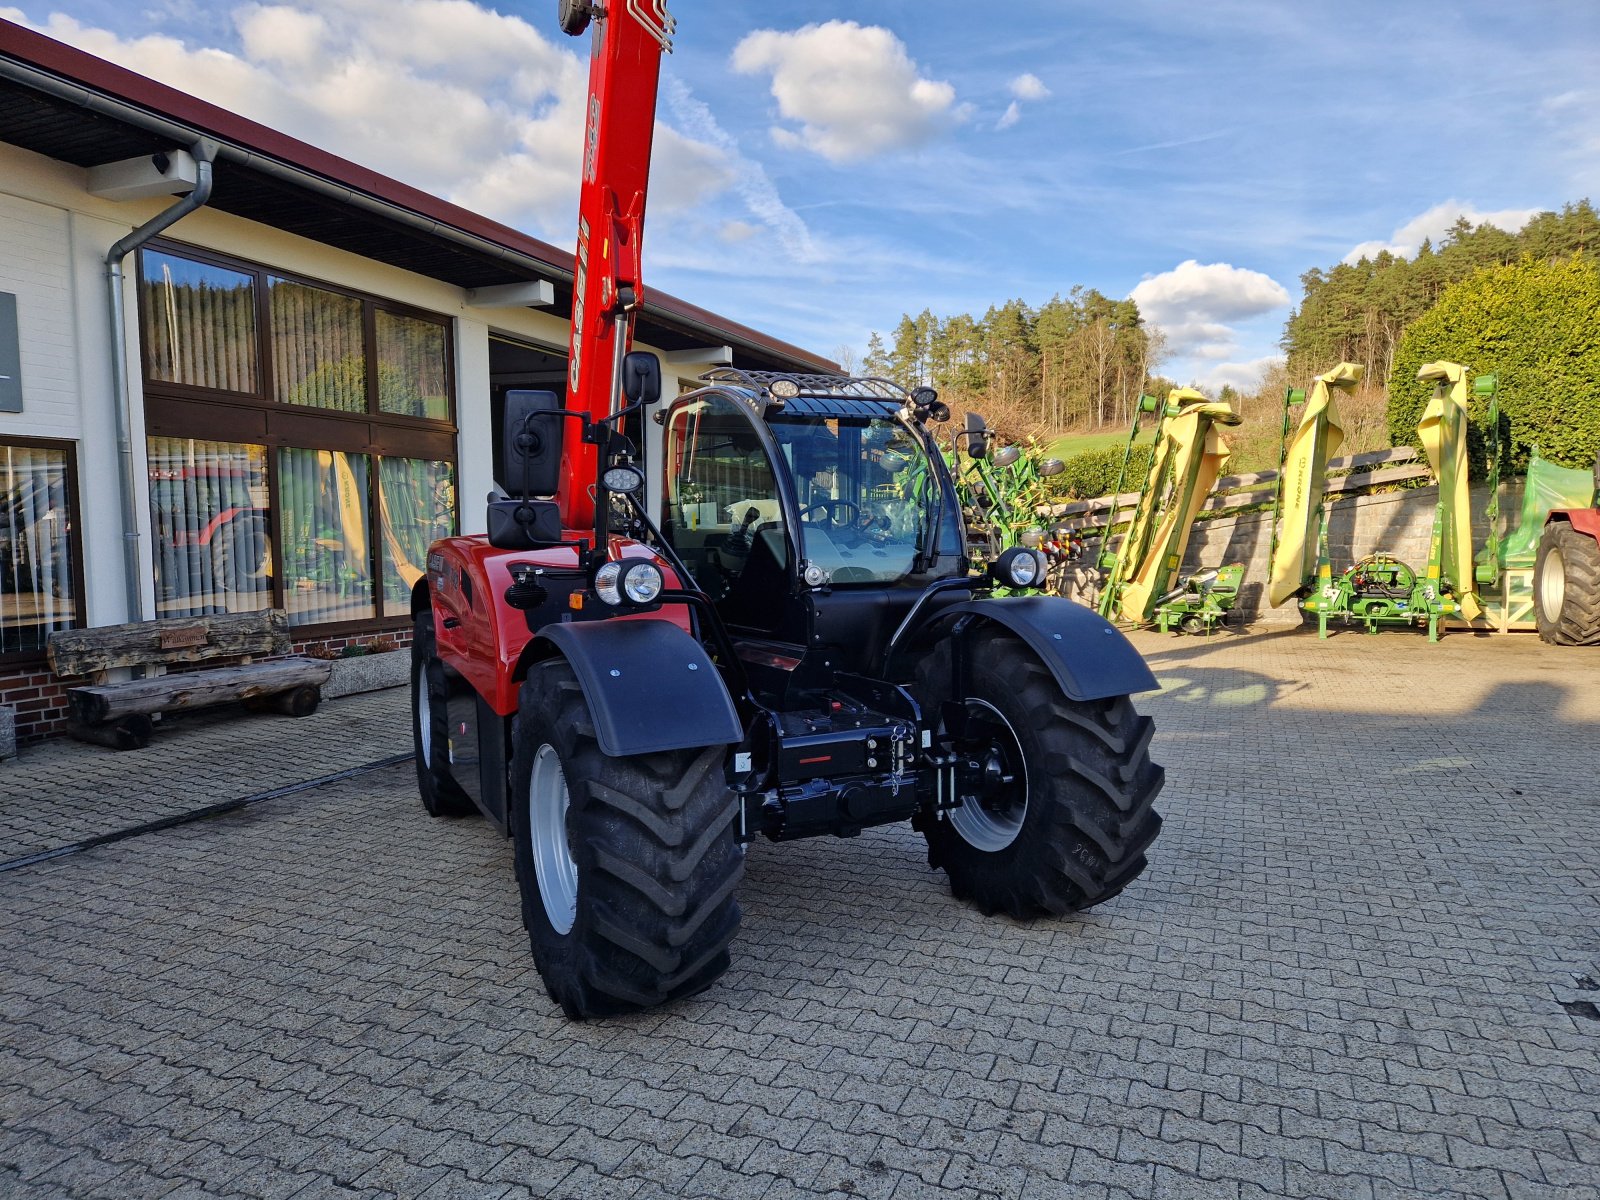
[{"xmin": 558, "ymin": 1, "xmax": 673, "ymax": 530}]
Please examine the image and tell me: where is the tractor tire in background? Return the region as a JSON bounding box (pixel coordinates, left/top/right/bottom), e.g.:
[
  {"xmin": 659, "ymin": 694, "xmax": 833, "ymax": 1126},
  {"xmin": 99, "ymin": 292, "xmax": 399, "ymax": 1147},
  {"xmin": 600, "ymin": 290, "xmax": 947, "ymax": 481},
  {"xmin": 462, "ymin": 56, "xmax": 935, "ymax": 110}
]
[
  {"xmin": 1534, "ymin": 523, "xmax": 1600, "ymax": 645},
  {"xmin": 914, "ymin": 629, "xmax": 1163, "ymax": 917},
  {"xmin": 510, "ymin": 660, "xmax": 743, "ymax": 1019},
  {"xmin": 411, "ymin": 611, "xmax": 475, "ymax": 817}
]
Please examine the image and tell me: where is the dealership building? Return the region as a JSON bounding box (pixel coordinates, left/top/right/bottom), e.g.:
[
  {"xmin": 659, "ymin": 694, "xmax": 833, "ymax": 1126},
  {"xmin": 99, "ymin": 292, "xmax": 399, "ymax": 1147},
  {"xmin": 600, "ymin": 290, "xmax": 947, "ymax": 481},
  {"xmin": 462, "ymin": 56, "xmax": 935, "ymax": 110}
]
[{"xmin": 0, "ymin": 19, "xmax": 828, "ymax": 742}]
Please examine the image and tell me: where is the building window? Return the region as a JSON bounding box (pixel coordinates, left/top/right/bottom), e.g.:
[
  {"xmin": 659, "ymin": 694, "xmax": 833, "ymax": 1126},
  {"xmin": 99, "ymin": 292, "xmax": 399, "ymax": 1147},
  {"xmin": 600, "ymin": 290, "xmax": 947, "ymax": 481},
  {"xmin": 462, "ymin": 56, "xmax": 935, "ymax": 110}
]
[
  {"xmin": 149, "ymin": 438, "xmax": 272, "ymax": 619},
  {"xmin": 377, "ymin": 310, "xmax": 449, "ymax": 420},
  {"xmin": 377, "ymin": 457, "xmax": 455, "ymax": 617},
  {"xmin": 270, "ymin": 277, "xmax": 366, "ymax": 411},
  {"xmin": 139, "ymin": 242, "xmax": 458, "ymax": 631},
  {"xmin": 141, "ymin": 250, "xmax": 259, "ymax": 393},
  {"xmin": 0, "ymin": 439, "xmax": 83, "ymax": 659}
]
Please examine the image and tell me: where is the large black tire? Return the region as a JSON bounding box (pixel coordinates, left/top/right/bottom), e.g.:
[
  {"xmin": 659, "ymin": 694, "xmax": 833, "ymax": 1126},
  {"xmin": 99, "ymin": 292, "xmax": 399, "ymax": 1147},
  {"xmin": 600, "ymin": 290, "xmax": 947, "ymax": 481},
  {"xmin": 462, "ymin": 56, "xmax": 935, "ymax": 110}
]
[
  {"xmin": 510, "ymin": 660, "xmax": 743, "ymax": 1020},
  {"xmin": 412, "ymin": 612, "xmax": 475, "ymax": 817},
  {"xmin": 1534, "ymin": 523, "xmax": 1600, "ymax": 646},
  {"xmin": 914, "ymin": 630, "xmax": 1163, "ymax": 918}
]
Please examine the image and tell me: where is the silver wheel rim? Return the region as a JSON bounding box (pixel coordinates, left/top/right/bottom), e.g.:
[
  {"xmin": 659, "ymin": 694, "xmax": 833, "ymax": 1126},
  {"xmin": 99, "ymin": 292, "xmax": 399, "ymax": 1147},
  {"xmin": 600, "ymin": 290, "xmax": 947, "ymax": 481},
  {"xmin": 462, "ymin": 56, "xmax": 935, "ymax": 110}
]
[
  {"xmin": 949, "ymin": 698, "xmax": 1028, "ymax": 853},
  {"xmin": 529, "ymin": 743, "xmax": 579, "ymax": 934},
  {"xmin": 415, "ymin": 664, "xmax": 432, "ymax": 770},
  {"xmin": 1541, "ymin": 547, "xmax": 1567, "ymax": 623}
]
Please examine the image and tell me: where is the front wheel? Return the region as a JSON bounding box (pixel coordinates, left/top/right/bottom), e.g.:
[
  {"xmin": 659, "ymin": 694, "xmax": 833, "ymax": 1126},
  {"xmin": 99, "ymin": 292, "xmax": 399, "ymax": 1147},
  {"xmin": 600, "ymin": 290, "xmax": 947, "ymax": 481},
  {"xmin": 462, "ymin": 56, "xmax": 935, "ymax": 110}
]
[
  {"xmin": 510, "ymin": 660, "xmax": 743, "ymax": 1019},
  {"xmin": 412, "ymin": 611, "xmax": 474, "ymax": 817},
  {"xmin": 1534, "ymin": 523, "xmax": 1600, "ymax": 645},
  {"xmin": 914, "ymin": 631, "xmax": 1163, "ymax": 917}
]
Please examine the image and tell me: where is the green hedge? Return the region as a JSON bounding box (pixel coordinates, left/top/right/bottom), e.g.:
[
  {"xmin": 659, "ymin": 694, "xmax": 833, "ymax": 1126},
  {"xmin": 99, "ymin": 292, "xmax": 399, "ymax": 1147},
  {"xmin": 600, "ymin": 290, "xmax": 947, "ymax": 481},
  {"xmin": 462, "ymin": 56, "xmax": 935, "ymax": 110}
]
[
  {"xmin": 1388, "ymin": 255, "xmax": 1600, "ymax": 469},
  {"xmin": 1047, "ymin": 444, "xmax": 1153, "ymax": 501}
]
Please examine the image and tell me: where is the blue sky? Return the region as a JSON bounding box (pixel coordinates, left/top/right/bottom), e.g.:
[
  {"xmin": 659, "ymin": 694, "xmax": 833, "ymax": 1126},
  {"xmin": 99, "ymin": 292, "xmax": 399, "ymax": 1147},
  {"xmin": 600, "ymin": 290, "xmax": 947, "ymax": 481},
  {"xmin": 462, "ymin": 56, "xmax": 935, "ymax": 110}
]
[{"xmin": 7, "ymin": 0, "xmax": 1598, "ymax": 396}]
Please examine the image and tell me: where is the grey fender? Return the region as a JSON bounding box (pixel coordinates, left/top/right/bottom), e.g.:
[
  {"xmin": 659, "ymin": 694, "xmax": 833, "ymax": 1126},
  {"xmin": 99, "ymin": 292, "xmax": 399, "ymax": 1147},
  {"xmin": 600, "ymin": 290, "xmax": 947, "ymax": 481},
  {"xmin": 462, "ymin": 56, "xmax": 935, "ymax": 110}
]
[
  {"xmin": 925, "ymin": 595, "xmax": 1157, "ymax": 701},
  {"xmin": 534, "ymin": 619, "xmax": 742, "ymax": 757}
]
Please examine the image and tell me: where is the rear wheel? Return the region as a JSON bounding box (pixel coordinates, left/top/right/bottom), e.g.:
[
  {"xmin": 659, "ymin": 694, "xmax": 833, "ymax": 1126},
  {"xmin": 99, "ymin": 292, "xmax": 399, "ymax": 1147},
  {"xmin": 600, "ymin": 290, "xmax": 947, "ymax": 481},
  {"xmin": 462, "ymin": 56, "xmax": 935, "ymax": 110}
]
[
  {"xmin": 914, "ymin": 630, "xmax": 1163, "ymax": 917},
  {"xmin": 511, "ymin": 660, "xmax": 743, "ymax": 1019},
  {"xmin": 412, "ymin": 612, "xmax": 474, "ymax": 817},
  {"xmin": 1535, "ymin": 523, "xmax": 1600, "ymax": 645}
]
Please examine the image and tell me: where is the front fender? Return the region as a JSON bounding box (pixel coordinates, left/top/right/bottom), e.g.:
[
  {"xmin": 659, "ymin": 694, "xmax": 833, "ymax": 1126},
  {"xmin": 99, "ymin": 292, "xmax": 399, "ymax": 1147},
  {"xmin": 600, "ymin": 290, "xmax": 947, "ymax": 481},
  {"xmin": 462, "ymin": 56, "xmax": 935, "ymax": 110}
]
[
  {"xmin": 919, "ymin": 595, "xmax": 1158, "ymax": 701},
  {"xmin": 535, "ymin": 619, "xmax": 742, "ymax": 757}
]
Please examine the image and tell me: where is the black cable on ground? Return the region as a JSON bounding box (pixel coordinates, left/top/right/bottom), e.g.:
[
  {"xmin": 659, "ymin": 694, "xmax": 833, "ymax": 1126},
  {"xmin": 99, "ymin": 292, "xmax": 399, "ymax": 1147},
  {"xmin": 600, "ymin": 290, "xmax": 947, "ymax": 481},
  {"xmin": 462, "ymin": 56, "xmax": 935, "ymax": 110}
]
[{"xmin": 0, "ymin": 752, "xmax": 414, "ymax": 874}]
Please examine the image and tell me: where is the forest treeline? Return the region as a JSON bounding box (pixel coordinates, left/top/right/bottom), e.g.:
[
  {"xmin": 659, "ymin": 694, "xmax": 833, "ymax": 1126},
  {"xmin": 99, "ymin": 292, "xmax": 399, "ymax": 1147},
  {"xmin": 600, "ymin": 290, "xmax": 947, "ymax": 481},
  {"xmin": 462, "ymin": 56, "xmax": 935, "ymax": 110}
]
[
  {"xmin": 859, "ymin": 289, "xmax": 1160, "ymax": 439},
  {"xmin": 1281, "ymin": 200, "xmax": 1598, "ymax": 384},
  {"xmin": 861, "ymin": 200, "xmax": 1597, "ymax": 460}
]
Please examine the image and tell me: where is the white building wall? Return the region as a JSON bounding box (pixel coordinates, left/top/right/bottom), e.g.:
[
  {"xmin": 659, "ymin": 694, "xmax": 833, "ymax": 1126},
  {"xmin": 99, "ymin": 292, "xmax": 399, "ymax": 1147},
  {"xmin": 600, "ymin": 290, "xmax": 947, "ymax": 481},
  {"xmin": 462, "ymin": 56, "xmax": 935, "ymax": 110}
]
[{"xmin": 1, "ymin": 139, "xmax": 710, "ymax": 627}]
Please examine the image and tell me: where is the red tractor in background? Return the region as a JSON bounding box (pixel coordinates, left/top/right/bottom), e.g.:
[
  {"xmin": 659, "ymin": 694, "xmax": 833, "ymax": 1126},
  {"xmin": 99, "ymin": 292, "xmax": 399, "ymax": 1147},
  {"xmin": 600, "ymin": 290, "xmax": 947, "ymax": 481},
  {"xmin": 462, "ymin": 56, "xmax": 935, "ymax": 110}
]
[
  {"xmin": 409, "ymin": 1, "xmax": 1164, "ymax": 1019},
  {"xmin": 1534, "ymin": 457, "xmax": 1600, "ymax": 644}
]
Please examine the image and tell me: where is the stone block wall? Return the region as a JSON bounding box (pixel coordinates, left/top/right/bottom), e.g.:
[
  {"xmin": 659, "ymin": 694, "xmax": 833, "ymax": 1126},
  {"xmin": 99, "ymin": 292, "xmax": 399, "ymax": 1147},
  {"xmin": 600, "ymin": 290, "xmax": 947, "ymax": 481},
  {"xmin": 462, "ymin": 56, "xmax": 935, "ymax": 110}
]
[{"xmin": 1181, "ymin": 482, "xmax": 1512, "ymax": 624}]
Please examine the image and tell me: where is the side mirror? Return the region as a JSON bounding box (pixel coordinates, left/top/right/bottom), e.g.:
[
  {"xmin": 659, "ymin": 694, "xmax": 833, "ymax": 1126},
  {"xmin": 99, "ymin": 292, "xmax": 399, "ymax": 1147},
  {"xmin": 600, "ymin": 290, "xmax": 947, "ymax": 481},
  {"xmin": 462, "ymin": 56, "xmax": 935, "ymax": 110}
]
[
  {"xmin": 964, "ymin": 411, "xmax": 989, "ymax": 460},
  {"xmin": 502, "ymin": 389, "xmax": 563, "ymax": 497},
  {"xmin": 622, "ymin": 351, "xmax": 662, "ymax": 408}
]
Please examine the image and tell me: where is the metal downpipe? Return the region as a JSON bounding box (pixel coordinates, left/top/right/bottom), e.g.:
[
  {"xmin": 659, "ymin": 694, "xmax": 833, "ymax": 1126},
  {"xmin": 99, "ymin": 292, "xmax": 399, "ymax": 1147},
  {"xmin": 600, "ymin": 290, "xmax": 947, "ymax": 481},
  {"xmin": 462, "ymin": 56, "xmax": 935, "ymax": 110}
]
[{"xmin": 105, "ymin": 138, "xmax": 218, "ymax": 623}]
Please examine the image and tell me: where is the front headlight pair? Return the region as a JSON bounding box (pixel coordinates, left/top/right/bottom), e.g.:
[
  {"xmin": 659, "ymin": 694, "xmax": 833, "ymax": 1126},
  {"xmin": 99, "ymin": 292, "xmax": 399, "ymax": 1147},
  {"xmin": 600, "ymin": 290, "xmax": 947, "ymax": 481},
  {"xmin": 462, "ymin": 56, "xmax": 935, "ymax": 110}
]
[{"xmin": 593, "ymin": 559, "xmax": 664, "ymax": 606}]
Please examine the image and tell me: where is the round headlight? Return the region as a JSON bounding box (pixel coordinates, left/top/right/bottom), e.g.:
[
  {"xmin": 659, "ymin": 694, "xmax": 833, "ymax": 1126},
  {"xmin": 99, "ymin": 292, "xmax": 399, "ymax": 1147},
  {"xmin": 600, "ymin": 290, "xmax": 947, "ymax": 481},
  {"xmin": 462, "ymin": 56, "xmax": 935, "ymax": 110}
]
[
  {"xmin": 621, "ymin": 560, "xmax": 664, "ymax": 604},
  {"xmin": 594, "ymin": 559, "xmax": 664, "ymax": 606},
  {"xmin": 994, "ymin": 546, "xmax": 1045, "ymax": 589},
  {"xmin": 602, "ymin": 464, "xmax": 645, "ymax": 493},
  {"xmin": 769, "ymin": 377, "xmax": 801, "ymax": 399}
]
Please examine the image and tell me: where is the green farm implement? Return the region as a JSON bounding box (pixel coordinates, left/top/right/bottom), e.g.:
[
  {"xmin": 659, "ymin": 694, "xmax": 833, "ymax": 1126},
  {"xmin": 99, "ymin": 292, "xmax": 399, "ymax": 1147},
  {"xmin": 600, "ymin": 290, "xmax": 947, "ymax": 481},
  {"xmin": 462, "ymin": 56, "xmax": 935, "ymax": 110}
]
[{"xmin": 1096, "ymin": 388, "xmax": 1245, "ymax": 634}]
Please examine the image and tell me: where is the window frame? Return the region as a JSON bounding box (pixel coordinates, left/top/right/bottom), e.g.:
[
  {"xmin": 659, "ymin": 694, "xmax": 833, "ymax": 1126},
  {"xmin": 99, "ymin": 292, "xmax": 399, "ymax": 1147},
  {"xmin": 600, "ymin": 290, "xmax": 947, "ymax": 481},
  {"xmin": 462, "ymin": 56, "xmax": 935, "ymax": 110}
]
[
  {"xmin": 137, "ymin": 239, "xmax": 459, "ymax": 635},
  {"xmin": 137, "ymin": 239, "xmax": 458, "ymax": 435},
  {"xmin": 0, "ymin": 435, "xmax": 87, "ymax": 665}
]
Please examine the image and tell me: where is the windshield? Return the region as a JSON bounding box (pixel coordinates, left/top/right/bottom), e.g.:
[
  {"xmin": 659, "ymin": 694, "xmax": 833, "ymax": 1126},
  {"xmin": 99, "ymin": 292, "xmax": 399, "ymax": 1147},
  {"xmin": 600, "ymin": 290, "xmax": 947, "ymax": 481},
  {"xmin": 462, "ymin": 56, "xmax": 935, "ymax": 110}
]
[{"xmin": 770, "ymin": 413, "xmax": 943, "ymax": 585}]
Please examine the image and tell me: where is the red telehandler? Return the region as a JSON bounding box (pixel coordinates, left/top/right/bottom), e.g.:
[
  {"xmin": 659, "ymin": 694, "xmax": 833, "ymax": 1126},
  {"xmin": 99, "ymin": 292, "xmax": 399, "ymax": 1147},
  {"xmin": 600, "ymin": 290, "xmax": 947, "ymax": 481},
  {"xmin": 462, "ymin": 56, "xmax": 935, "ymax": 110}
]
[{"xmin": 411, "ymin": 1, "xmax": 1165, "ymax": 1018}]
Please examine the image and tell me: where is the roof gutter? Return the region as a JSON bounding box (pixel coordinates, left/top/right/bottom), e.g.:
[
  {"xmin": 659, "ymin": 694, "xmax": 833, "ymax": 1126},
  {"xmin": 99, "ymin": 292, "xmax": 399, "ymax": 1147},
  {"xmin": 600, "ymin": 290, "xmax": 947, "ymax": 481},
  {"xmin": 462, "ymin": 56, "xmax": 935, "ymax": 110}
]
[
  {"xmin": 0, "ymin": 52, "xmax": 840, "ymax": 371},
  {"xmin": 105, "ymin": 137, "xmax": 217, "ymax": 622},
  {"xmin": 0, "ymin": 55, "xmax": 570, "ymax": 279}
]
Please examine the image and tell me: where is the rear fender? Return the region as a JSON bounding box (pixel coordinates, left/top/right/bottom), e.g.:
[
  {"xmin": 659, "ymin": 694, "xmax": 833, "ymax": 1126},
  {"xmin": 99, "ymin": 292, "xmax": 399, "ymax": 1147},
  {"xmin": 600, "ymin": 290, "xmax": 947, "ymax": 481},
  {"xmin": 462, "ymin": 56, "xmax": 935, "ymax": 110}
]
[
  {"xmin": 912, "ymin": 595, "xmax": 1157, "ymax": 701},
  {"xmin": 1550, "ymin": 509, "xmax": 1600, "ymax": 539},
  {"xmin": 534, "ymin": 619, "xmax": 742, "ymax": 757}
]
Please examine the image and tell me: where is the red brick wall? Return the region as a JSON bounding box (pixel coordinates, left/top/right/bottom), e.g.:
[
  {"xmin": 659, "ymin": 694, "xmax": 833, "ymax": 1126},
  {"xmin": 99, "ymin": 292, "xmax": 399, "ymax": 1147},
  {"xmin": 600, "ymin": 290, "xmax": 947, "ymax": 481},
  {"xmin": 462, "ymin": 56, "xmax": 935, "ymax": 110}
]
[
  {"xmin": 0, "ymin": 663, "xmax": 73, "ymax": 742},
  {"xmin": 1, "ymin": 627, "xmax": 414, "ymax": 744}
]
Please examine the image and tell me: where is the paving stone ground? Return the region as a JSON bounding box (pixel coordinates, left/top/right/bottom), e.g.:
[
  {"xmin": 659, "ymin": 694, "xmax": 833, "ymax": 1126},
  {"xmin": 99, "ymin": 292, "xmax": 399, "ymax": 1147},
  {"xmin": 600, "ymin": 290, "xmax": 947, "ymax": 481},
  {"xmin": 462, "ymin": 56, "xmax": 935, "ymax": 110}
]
[
  {"xmin": 1, "ymin": 626, "xmax": 1597, "ymax": 1199},
  {"xmin": 0, "ymin": 690, "xmax": 410, "ymax": 863}
]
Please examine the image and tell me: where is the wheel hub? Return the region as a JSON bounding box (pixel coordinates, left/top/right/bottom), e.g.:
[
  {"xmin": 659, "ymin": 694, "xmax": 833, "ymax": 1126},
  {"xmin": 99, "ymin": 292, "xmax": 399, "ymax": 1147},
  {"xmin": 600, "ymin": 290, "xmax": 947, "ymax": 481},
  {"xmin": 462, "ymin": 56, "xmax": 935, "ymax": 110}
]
[
  {"xmin": 1542, "ymin": 547, "xmax": 1567, "ymax": 624},
  {"xmin": 529, "ymin": 744, "xmax": 579, "ymax": 934},
  {"xmin": 414, "ymin": 664, "xmax": 431, "ymax": 769},
  {"xmin": 949, "ymin": 698, "xmax": 1028, "ymax": 853}
]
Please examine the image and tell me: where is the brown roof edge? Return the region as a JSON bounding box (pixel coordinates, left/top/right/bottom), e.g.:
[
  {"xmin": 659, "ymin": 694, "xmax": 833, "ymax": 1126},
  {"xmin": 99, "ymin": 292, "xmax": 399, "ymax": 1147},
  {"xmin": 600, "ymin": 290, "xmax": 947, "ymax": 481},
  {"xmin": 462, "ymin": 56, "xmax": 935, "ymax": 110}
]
[{"xmin": 0, "ymin": 17, "xmax": 838, "ymax": 371}]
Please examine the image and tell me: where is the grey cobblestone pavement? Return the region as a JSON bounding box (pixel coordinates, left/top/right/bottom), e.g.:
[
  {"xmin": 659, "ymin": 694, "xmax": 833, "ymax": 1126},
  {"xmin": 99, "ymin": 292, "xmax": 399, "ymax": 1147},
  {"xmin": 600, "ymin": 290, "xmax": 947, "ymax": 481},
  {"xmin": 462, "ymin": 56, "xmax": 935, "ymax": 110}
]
[
  {"xmin": 0, "ymin": 690, "xmax": 410, "ymax": 863},
  {"xmin": 2, "ymin": 627, "xmax": 1598, "ymax": 1198}
]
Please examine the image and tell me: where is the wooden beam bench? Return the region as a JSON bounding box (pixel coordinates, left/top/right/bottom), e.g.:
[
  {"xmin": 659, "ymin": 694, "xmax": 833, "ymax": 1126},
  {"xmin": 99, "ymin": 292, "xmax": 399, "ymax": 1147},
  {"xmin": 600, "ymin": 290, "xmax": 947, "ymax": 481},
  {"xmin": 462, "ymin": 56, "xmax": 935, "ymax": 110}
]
[{"xmin": 46, "ymin": 610, "xmax": 332, "ymax": 750}]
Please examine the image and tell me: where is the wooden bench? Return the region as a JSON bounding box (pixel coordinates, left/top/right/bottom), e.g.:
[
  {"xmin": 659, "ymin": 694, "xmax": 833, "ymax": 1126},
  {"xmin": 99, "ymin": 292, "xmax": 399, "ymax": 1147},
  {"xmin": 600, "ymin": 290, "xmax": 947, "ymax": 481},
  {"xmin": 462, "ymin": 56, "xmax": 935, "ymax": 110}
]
[{"xmin": 46, "ymin": 610, "xmax": 332, "ymax": 750}]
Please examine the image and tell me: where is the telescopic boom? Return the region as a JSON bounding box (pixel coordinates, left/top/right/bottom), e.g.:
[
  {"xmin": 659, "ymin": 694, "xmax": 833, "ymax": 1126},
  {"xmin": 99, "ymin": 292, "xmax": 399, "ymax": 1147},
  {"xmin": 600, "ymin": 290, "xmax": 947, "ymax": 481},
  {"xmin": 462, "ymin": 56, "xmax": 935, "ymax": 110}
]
[{"xmin": 556, "ymin": 0, "xmax": 674, "ymax": 529}]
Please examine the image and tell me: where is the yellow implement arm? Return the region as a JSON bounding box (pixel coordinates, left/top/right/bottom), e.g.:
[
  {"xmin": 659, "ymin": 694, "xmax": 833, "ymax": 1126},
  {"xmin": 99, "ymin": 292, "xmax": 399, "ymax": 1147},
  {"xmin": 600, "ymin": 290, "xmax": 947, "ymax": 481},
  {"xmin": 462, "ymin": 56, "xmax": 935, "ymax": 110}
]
[
  {"xmin": 1268, "ymin": 362, "xmax": 1360, "ymax": 607},
  {"xmin": 1417, "ymin": 361, "xmax": 1483, "ymax": 622},
  {"xmin": 1116, "ymin": 389, "xmax": 1242, "ymax": 624}
]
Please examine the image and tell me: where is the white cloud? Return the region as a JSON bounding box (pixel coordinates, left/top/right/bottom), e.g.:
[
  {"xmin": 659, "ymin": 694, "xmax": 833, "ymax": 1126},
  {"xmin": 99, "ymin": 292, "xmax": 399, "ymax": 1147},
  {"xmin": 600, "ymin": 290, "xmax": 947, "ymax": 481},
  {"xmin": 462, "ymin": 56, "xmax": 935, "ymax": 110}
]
[
  {"xmin": 1009, "ymin": 73, "xmax": 1050, "ymax": 101},
  {"xmin": 1129, "ymin": 260, "xmax": 1290, "ymax": 361},
  {"xmin": 995, "ymin": 102, "xmax": 1021, "ymax": 132},
  {"xmin": 1342, "ymin": 201, "xmax": 1541, "ymax": 264},
  {"xmin": 731, "ymin": 21, "xmax": 963, "ymax": 163},
  {"xmin": 4, "ymin": 1, "xmax": 726, "ymax": 241},
  {"xmin": 661, "ymin": 76, "xmax": 819, "ymax": 263},
  {"xmin": 1196, "ymin": 356, "xmax": 1281, "ymax": 395}
]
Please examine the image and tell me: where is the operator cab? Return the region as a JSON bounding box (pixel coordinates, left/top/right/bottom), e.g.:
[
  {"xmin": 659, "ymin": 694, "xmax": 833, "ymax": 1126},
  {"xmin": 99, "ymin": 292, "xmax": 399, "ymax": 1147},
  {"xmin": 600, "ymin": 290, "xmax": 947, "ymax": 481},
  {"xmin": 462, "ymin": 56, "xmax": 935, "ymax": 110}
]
[{"xmin": 659, "ymin": 373, "xmax": 964, "ymax": 690}]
